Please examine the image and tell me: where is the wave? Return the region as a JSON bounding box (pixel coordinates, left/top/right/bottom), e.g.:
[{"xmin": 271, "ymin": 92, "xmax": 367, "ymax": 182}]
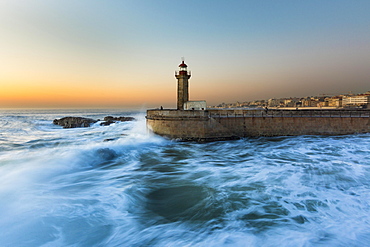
[{"xmin": 1, "ymin": 110, "xmax": 370, "ymax": 246}]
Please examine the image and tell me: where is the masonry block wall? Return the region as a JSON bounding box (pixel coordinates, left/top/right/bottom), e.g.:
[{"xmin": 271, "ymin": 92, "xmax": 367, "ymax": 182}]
[{"xmin": 146, "ymin": 109, "xmax": 370, "ymax": 141}]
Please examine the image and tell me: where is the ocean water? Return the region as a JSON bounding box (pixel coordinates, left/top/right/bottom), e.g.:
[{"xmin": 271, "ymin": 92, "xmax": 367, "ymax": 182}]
[{"xmin": 1, "ymin": 109, "xmax": 370, "ymax": 247}]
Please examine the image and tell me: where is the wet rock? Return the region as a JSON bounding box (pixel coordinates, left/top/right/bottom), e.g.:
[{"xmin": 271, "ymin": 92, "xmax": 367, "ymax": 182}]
[
  {"xmin": 103, "ymin": 138, "xmax": 118, "ymax": 142},
  {"xmin": 100, "ymin": 120, "xmax": 115, "ymax": 126},
  {"xmin": 53, "ymin": 116, "xmax": 134, "ymax": 128},
  {"xmin": 53, "ymin": 117, "xmax": 97, "ymax": 128},
  {"xmin": 104, "ymin": 116, "xmax": 135, "ymax": 122},
  {"xmin": 100, "ymin": 116, "xmax": 135, "ymax": 126}
]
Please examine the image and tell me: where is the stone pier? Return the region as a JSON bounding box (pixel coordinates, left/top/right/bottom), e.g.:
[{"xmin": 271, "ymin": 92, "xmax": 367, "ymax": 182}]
[{"xmin": 146, "ymin": 109, "xmax": 370, "ymax": 141}]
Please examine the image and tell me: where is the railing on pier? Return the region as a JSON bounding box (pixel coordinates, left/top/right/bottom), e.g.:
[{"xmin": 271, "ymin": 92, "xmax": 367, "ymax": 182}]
[
  {"xmin": 147, "ymin": 109, "xmax": 370, "ymax": 120},
  {"xmin": 207, "ymin": 109, "xmax": 370, "ymax": 118}
]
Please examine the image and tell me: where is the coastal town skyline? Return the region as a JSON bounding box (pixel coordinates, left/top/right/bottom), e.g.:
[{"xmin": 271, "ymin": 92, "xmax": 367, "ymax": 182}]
[
  {"xmin": 211, "ymin": 90, "xmax": 370, "ymax": 109},
  {"xmin": 1, "ymin": 1, "xmax": 370, "ymax": 108}
]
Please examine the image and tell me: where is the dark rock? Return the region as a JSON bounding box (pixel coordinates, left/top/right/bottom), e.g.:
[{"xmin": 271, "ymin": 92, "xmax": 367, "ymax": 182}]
[
  {"xmin": 103, "ymin": 138, "xmax": 118, "ymax": 142},
  {"xmin": 103, "ymin": 116, "xmax": 135, "ymax": 122},
  {"xmin": 100, "ymin": 116, "xmax": 135, "ymax": 126},
  {"xmin": 100, "ymin": 120, "xmax": 116, "ymax": 126},
  {"xmin": 53, "ymin": 117, "xmax": 97, "ymax": 128}
]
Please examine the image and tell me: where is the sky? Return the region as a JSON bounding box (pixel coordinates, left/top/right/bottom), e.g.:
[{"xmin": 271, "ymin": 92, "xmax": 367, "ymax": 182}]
[{"xmin": 1, "ymin": 0, "xmax": 370, "ymax": 108}]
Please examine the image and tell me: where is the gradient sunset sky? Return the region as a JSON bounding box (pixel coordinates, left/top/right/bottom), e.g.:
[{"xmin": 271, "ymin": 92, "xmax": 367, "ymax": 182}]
[{"xmin": 1, "ymin": 0, "xmax": 370, "ymax": 108}]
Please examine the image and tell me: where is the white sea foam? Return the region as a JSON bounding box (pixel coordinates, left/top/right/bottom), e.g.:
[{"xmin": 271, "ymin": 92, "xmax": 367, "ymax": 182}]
[{"xmin": 1, "ymin": 109, "xmax": 370, "ymax": 246}]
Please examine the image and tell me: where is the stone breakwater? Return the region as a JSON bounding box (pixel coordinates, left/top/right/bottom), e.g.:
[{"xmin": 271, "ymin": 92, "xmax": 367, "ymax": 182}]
[{"xmin": 146, "ymin": 109, "xmax": 370, "ymax": 141}]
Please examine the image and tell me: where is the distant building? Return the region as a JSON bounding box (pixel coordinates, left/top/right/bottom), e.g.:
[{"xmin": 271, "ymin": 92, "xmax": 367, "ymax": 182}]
[
  {"xmin": 268, "ymin": 98, "xmax": 283, "ymax": 107},
  {"xmin": 325, "ymin": 97, "xmax": 342, "ymax": 107},
  {"xmin": 301, "ymin": 97, "xmax": 319, "ymax": 107},
  {"xmin": 342, "ymin": 95, "xmax": 370, "ymax": 107},
  {"xmin": 284, "ymin": 98, "xmax": 300, "ymax": 107}
]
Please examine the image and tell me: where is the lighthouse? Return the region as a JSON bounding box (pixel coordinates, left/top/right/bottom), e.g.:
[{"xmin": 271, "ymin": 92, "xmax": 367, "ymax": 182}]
[{"xmin": 175, "ymin": 60, "xmax": 191, "ymax": 110}]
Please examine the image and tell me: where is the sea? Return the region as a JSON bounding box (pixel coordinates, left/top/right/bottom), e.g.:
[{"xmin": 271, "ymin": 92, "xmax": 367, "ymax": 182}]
[{"xmin": 1, "ymin": 109, "xmax": 370, "ymax": 247}]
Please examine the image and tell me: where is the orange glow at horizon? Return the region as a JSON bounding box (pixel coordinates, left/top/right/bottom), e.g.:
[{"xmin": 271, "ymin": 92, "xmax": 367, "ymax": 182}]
[{"xmin": 1, "ymin": 79, "xmax": 176, "ymax": 108}]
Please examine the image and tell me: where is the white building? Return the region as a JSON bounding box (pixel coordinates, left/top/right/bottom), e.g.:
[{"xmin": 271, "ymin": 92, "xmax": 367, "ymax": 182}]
[
  {"xmin": 184, "ymin": 101, "xmax": 207, "ymax": 110},
  {"xmin": 342, "ymin": 95, "xmax": 370, "ymax": 106}
]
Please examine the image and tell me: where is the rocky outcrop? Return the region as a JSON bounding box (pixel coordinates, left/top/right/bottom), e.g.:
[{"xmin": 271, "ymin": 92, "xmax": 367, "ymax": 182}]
[
  {"xmin": 103, "ymin": 116, "xmax": 135, "ymax": 122},
  {"xmin": 53, "ymin": 116, "xmax": 135, "ymax": 128},
  {"xmin": 100, "ymin": 116, "xmax": 135, "ymax": 126},
  {"xmin": 53, "ymin": 117, "xmax": 97, "ymax": 128}
]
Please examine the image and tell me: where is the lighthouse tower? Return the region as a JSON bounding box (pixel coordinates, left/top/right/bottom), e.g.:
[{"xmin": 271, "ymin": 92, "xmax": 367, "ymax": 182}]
[{"xmin": 175, "ymin": 60, "xmax": 191, "ymax": 110}]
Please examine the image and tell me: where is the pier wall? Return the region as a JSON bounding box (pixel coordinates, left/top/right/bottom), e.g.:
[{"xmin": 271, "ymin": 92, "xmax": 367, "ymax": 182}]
[{"xmin": 146, "ymin": 109, "xmax": 370, "ymax": 141}]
